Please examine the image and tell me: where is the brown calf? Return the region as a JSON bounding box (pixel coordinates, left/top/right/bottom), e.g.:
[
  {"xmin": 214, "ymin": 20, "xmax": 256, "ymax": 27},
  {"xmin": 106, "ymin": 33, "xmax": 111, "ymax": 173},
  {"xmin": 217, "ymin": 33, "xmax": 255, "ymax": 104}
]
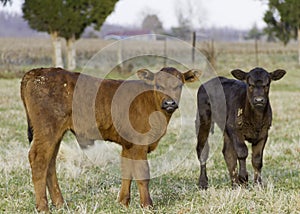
[{"xmin": 21, "ymin": 67, "xmax": 201, "ymax": 212}]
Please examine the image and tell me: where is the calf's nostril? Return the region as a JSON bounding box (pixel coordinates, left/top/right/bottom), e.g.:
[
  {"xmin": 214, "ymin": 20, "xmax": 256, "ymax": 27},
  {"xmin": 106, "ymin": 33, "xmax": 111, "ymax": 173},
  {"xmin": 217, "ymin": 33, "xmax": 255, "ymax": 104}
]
[
  {"xmin": 164, "ymin": 100, "xmax": 174, "ymax": 105},
  {"xmin": 163, "ymin": 100, "xmax": 178, "ymax": 109},
  {"xmin": 254, "ymin": 97, "xmax": 264, "ymax": 103}
]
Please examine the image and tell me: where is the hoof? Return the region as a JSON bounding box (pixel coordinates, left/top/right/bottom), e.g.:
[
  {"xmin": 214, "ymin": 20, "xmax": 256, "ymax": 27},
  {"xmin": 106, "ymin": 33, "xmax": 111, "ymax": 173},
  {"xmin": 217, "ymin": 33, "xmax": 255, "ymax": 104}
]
[
  {"xmin": 119, "ymin": 199, "xmax": 130, "ymax": 207},
  {"xmin": 36, "ymin": 205, "xmax": 50, "ymax": 213},
  {"xmin": 198, "ymin": 180, "xmax": 208, "ymax": 190},
  {"xmin": 141, "ymin": 201, "xmax": 153, "ymax": 209},
  {"xmin": 238, "ymin": 173, "xmax": 248, "ymax": 184}
]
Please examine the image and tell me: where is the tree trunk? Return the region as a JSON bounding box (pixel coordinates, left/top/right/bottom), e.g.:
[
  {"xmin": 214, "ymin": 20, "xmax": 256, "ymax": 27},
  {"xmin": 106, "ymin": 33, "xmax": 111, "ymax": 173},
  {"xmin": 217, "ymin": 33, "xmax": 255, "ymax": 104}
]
[
  {"xmin": 298, "ymin": 27, "xmax": 300, "ymax": 65},
  {"xmin": 66, "ymin": 35, "xmax": 76, "ymax": 70},
  {"xmin": 50, "ymin": 31, "xmax": 64, "ymax": 68}
]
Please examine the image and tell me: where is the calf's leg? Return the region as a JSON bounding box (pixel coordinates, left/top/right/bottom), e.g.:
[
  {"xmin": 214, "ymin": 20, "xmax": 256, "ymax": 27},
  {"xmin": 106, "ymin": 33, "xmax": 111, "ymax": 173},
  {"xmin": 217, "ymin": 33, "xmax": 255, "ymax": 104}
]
[
  {"xmin": 226, "ymin": 130, "xmax": 249, "ymax": 185},
  {"xmin": 222, "ymin": 132, "xmax": 239, "ymax": 186},
  {"xmin": 235, "ymin": 143, "xmax": 248, "ymax": 185},
  {"xmin": 119, "ymin": 153, "xmax": 132, "ymax": 206},
  {"xmin": 29, "ymin": 125, "xmax": 66, "ymax": 212},
  {"xmin": 120, "ymin": 145, "xmax": 152, "ymax": 207},
  {"xmin": 238, "ymin": 159, "xmax": 248, "ymax": 185},
  {"xmin": 119, "ymin": 179, "xmax": 132, "ymax": 206},
  {"xmin": 29, "ymin": 138, "xmax": 58, "ymax": 212},
  {"xmin": 196, "ymin": 120, "xmax": 211, "ymax": 189},
  {"xmin": 252, "ymin": 137, "xmax": 267, "ymax": 185},
  {"xmin": 135, "ymin": 160, "xmax": 152, "ymax": 207},
  {"xmin": 29, "ymin": 146, "xmax": 49, "ymax": 212},
  {"xmin": 46, "ymin": 141, "xmax": 64, "ymax": 208}
]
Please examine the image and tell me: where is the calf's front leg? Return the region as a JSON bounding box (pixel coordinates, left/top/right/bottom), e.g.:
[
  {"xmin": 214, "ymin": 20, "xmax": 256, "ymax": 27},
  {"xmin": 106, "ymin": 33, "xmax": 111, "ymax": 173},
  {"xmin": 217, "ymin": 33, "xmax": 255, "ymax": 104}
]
[
  {"xmin": 222, "ymin": 132, "xmax": 238, "ymax": 186},
  {"xmin": 120, "ymin": 145, "xmax": 152, "ymax": 208},
  {"xmin": 119, "ymin": 178, "xmax": 132, "ymax": 206},
  {"xmin": 252, "ymin": 136, "xmax": 267, "ymax": 185},
  {"xmin": 225, "ymin": 129, "xmax": 249, "ymax": 186}
]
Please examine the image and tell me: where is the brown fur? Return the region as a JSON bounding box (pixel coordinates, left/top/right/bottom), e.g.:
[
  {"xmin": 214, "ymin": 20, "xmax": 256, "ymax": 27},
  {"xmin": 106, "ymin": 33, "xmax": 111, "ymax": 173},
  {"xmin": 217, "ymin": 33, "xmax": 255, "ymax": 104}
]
[{"xmin": 21, "ymin": 67, "xmax": 201, "ymax": 212}]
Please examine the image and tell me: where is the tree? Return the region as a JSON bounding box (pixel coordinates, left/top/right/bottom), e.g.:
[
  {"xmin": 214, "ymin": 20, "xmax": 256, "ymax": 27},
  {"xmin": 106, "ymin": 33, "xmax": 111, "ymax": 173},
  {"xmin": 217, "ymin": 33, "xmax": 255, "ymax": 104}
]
[
  {"xmin": 23, "ymin": 0, "xmax": 118, "ymax": 70},
  {"xmin": 142, "ymin": 14, "xmax": 164, "ymax": 34},
  {"xmin": 247, "ymin": 23, "xmax": 263, "ymax": 40},
  {"xmin": 23, "ymin": 0, "xmax": 63, "ymax": 67},
  {"xmin": 59, "ymin": 0, "xmax": 118, "ymax": 70},
  {"xmin": 172, "ymin": 0, "xmax": 205, "ymax": 40},
  {"xmin": 246, "ymin": 24, "xmax": 264, "ymax": 66},
  {"xmin": 0, "ymin": 0, "xmax": 11, "ymax": 6},
  {"xmin": 263, "ymin": 0, "xmax": 300, "ymax": 64}
]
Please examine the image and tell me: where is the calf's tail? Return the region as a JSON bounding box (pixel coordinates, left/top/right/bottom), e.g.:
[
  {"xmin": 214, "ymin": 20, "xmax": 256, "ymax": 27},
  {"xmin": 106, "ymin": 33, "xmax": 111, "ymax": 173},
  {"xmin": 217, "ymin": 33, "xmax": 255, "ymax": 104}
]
[
  {"xmin": 20, "ymin": 71, "xmax": 34, "ymax": 144},
  {"xmin": 27, "ymin": 120, "xmax": 33, "ymax": 144},
  {"xmin": 210, "ymin": 122, "xmax": 215, "ymax": 134}
]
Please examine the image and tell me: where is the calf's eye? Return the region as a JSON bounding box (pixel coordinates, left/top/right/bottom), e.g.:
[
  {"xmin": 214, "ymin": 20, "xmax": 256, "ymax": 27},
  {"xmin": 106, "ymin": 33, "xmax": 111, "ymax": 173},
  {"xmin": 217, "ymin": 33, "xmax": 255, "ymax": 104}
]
[
  {"xmin": 248, "ymin": 84, "xmax": 254, "ymax": 90},
  {"xmin": 156, "ymin": 85, "xmax": 164, "ymax": 91},
  {"xmin": 175, "ymin": 85, "xmax": 183, "ymax": 90}
]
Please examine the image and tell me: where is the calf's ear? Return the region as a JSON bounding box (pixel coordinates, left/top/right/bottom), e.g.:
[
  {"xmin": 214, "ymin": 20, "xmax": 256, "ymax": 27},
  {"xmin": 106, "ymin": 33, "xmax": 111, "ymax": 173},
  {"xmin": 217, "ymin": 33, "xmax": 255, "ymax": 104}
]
[
  {"xmin": 137, "ymin": 68, "xmax": 155, "ymax": 85},
  {"xmin": 183, "ymin": 69, "xmax": 202, "ymax": 82},
  {"xmin": 270, "ymin": 69, "xmax": 286, "ymax": 81},
  {"xmin": 231, "ymin": 69, "xmax": 247, "ymax": 80}
]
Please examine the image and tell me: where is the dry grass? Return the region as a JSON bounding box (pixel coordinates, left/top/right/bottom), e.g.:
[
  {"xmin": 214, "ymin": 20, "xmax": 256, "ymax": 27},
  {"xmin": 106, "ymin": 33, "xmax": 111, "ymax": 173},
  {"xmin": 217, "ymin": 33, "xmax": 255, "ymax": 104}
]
[
  {"xmin": 0, "ymin": 37, "xmax": 298, "ymax": 77},
  {"xmin": 0, "ymin": 39, "xmax": 299, "ymax": 213}
]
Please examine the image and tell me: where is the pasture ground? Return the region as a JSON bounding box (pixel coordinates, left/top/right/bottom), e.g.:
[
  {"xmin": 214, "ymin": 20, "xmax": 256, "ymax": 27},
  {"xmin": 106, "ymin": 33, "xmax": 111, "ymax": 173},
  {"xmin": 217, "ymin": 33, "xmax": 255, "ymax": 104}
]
[{"xmin": 0, "ymin": 38, "xmax": 299, "ymax": 213}]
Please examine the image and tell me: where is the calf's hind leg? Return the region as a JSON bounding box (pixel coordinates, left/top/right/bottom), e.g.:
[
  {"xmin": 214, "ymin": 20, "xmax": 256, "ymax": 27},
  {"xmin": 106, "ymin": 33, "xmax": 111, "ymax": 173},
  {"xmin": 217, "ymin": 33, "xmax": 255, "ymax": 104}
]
[
  {"xmin": 46, "ymin": 140, "xmax": 64, "ymax": 208},
  {"xmin": 29, "ymin": 143, "xmax": 50, "ymax": 212},
  {"xmin": 196, "ymin": 112, "xmax": 211, "ymax": 189},
  {"xmin": 29, "ymin": 131, "xmax": 65, "ymax": 212}
]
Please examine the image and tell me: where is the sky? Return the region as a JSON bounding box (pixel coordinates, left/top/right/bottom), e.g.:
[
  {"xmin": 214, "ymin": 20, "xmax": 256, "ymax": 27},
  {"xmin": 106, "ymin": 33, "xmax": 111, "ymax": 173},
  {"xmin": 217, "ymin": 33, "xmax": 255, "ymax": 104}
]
[{"xmin": 0, "ymin": 0, "xmax": 268, "ymax": 30}]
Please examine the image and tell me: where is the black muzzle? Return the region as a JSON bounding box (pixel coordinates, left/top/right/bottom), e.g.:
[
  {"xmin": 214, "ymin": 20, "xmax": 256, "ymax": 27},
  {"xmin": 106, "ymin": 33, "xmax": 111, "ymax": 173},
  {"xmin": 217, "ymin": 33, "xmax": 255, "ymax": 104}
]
[
  {"xmin": 162, "ymin": 99, "xmax": 178, "ymax": 114},
  {"xmin": 253, "ymin": 96, "xmax": 266, "ymax": 108}
]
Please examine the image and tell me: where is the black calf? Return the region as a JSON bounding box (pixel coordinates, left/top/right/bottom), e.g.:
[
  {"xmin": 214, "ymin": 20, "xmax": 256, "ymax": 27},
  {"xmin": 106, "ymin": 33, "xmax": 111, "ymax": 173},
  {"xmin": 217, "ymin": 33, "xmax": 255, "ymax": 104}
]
[{"xmin": 196, "ymin": 67, "xmax": 286, "ymax": 188}]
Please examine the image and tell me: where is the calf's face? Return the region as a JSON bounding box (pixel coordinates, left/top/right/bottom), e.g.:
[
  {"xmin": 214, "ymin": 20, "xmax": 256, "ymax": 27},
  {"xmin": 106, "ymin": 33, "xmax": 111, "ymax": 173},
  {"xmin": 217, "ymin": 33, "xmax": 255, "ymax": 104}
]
[
  {"xmin": 137, "ymin": 67, "xmax": 201, "ymax": 114},
  {"xmin": 231, "ymin": 67, "xmax": 286, "ymax": 110}
]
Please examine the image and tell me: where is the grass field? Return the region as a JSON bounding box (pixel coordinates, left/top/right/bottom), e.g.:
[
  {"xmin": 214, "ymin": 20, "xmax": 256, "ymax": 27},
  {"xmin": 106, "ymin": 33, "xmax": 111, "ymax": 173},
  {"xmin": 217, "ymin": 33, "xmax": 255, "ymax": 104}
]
[{"xmin": 0, "ymin": 38, "xmax": 299, "ymax": 213}]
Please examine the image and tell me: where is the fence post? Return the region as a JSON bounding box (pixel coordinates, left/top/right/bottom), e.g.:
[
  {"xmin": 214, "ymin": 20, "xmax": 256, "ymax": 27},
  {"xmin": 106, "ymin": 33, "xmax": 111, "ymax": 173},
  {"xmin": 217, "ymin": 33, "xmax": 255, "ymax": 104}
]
[
  {"xmin": 192, "ymin": 31, "xmax": 196, "ymax": 67},
  {"xmin": 255, "ymin": 37, "xmax": 259, "ymax": 66},
  {"xmin": 164, "ymin": 38, "xmax": 167, "ymax": 67}
]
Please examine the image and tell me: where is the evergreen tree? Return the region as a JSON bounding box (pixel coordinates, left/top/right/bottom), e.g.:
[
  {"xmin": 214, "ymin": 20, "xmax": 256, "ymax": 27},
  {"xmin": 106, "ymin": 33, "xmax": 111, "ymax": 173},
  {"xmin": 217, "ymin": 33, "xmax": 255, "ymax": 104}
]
[
  {"xmin": 263, "ymin": 0, "xmax": 300, "ymax": 64},
  {"xmin": 22, "ymin": 0, "xmax": 118, "ymax": 69}
]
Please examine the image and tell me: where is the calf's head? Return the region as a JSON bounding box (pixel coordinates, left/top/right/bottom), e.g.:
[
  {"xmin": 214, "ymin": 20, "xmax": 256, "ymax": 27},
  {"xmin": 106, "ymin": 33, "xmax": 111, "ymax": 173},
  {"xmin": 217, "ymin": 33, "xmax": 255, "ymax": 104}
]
[
  {"xmin": 137, "ymin": 67, "xmax": 201, "ymax": 114},
  {"xmin": 231, "ymin": 67, "xmax": 286, "ymax": 110}
]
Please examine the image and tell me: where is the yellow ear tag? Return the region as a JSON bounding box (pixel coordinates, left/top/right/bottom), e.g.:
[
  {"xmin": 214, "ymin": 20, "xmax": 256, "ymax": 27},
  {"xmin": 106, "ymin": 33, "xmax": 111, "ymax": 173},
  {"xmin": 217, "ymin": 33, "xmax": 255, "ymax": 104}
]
[
  {"xmin": 237, "ymin": 108, "xmax": 243, "ymax": 117},
  {"xmin": 237, "ymin": 108, "xmax": 243, "ymax": 126}
]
